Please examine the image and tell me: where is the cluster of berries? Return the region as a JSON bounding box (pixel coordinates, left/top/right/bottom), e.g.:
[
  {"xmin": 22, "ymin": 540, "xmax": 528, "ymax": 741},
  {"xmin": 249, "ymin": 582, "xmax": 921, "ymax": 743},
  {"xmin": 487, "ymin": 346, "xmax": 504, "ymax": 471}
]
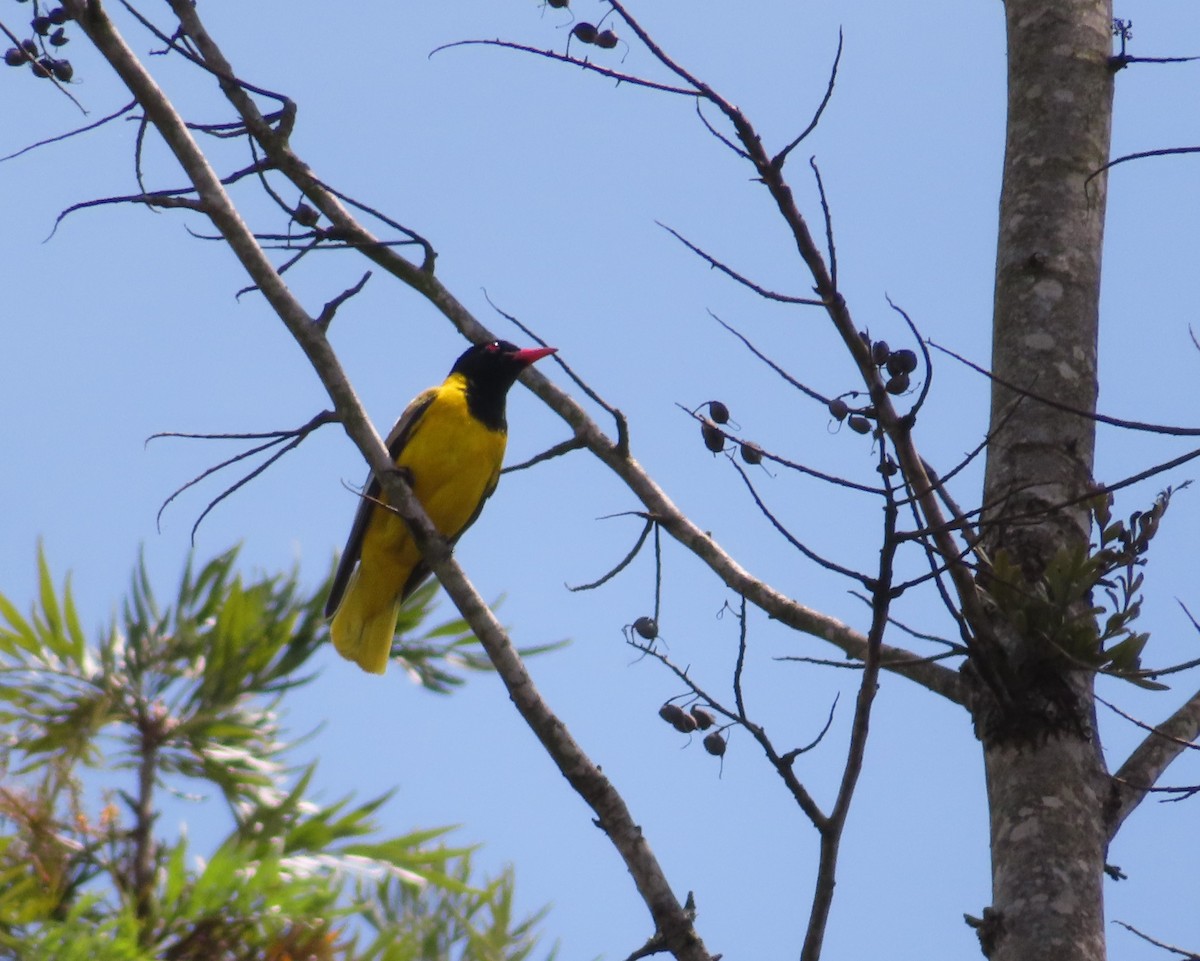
[
  {"xmin": 543, "ymin": 2, "xmax": 620, "ymax": 49},
  {"xmin": 827, "ymin": 337, "xmax": 920, "ymax": 438},
  {"xmin": 864, "ymin": 337, "xmax": 918, "ymax": 396},
  {"xmin": 698, "ymin": 400, "xmax": 763, "ymax": 465},
  {"xmin": 4, "ymin": 5, "xmax": 73, "ymax": 82},
  {"xmin": 569, "ymin": 22, "xmax": 619, "ymax": 49},
  {"xmin": 658, "ymin": 702, "xmax": 727, "ymax": 757},
  {"xmin": 627, "ymin": 617, "xmax": 729, "ymax": 756}
]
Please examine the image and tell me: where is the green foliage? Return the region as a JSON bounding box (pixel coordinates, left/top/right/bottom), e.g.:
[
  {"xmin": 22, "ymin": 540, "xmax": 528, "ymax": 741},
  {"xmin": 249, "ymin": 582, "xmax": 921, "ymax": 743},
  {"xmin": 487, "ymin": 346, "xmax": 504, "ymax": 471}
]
[
  {"xmin": 392, "ymin": 584, "xmax": 566, "ymax": 695},
  {"xmin": 982, "ymin": 487, "xmax": 1178, "ymax": 688},
  {"xmin": 0, "ymin": 546, "xmax": 551, "ymax": 961},
  {"xmin": 350, "ymin": 856, "xmax": 552, "ymax": 961}
]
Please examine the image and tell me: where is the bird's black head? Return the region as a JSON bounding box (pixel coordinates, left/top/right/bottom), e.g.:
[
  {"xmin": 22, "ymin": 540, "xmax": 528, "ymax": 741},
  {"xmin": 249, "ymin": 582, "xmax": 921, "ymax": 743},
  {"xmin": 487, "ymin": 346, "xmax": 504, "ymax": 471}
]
[{"xmin": 450, "ymin": 340, "xmax": 557, "ymax": 430}]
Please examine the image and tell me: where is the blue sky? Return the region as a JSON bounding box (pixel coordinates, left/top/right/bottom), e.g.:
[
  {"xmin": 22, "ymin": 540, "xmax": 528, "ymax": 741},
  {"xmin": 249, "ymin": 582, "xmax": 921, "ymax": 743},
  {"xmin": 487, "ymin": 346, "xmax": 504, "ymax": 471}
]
[{"xmin": 4, "ymin": 1, "xmax": 1200, "ymax": 958}]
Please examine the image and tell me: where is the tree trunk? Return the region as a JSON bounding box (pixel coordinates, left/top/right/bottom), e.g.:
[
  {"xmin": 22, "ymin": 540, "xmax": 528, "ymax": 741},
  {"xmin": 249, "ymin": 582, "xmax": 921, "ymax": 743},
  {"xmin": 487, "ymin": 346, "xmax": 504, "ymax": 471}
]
[{"xmin": 978, "ymin": 1, "xmax": 1114, "ymax": 959}]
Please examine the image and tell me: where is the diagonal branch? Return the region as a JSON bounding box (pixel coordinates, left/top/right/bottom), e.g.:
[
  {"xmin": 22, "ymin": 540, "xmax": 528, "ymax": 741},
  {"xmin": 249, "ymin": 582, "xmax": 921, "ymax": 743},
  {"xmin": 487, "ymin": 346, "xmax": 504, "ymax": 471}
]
[
  {"xmin": 71, "ymin": 3, "xmax": 713, "ymax": 957},
  {"xmin": 161, "ymin": 0, "xmax": 967, "ymax": 705},
  {"xmin": 1107, "ymin": 684, "xmax": 1200, "ymax": 839}
]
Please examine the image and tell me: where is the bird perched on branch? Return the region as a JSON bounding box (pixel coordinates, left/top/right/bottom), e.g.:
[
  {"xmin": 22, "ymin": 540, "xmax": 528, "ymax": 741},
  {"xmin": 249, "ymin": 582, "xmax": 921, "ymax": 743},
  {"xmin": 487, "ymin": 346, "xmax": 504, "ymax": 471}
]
[{"xmin": 326, "ymin": 340, "xmax": 557, "ymax": 674}]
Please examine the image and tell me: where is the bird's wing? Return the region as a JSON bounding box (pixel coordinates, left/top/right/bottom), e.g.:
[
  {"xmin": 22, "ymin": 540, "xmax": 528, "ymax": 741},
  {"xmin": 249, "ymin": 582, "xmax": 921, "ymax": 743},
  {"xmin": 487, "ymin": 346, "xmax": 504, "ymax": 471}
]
[
  {"xmin": 453, "ymin": 463, "xmax": 502, "ymax": 541},
  {"xmin": 324, "ymin": 386, "xmax": 439, "ymax": 618}
]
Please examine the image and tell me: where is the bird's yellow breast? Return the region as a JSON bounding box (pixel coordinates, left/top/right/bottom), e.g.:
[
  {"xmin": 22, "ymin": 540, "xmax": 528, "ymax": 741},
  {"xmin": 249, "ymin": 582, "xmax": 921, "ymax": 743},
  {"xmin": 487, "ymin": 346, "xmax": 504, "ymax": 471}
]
[{"xmin": 362, "ymin": 373, "xmax": 506, "ymax": 562}]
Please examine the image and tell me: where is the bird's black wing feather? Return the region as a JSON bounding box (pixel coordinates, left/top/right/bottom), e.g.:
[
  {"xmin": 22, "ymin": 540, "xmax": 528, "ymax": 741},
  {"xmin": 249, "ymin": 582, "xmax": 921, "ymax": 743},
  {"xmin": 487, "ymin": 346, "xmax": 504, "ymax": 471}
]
[
  {"xmin": 324, "ymin": 387, "xmax": 438, "ymax": 618},
  {"xmin": 397, "ymin": 419, "xmax": 504, "ymax": 601}
]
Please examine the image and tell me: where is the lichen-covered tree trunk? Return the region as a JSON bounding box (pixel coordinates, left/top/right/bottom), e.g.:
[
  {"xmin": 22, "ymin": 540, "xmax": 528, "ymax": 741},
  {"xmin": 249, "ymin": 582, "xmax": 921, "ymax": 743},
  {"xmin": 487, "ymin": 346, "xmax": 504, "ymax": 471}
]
[{"xmin": 979, "ymin": 1, "xmax": 1114, "ymax": 960}]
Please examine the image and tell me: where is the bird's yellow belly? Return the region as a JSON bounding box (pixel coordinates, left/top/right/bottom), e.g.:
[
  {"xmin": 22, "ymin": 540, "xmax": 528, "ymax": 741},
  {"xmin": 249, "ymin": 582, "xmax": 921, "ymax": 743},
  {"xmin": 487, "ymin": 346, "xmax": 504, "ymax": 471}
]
[{"xmin": 361, "ymin": 389, "xmax": 506, "ymax": 570}]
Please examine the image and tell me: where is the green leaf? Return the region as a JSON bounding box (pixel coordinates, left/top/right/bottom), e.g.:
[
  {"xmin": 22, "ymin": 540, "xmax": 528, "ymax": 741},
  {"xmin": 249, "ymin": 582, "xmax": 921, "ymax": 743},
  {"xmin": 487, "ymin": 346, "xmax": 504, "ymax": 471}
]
[
  {"xmin": 0, "ymin": 590, "xmax": 41, "ymax": 657},
  {"xmin": 62, "ymin": 575, "xmax": 88, "ymax": 667},
  {"xmin": 1119, "ymin": 674, "xmax": 1171, "ymax": 691},
  {"xmin": 37, "ymin": 543, "xmax": 68, "ymax": 658}
]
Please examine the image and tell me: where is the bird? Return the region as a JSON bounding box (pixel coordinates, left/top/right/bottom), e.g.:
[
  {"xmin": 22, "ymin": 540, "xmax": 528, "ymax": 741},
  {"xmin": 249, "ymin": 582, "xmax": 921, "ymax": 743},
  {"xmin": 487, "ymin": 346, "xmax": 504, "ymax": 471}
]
[{"xmin": 325, "ymin": 339, "xmax": 557, "ymax": 674}]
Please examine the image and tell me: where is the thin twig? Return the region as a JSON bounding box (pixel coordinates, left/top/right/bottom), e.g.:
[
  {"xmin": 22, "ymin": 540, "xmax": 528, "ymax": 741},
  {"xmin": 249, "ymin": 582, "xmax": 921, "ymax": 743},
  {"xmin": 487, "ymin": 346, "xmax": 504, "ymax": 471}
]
[
  {"xmin": 930, "ymin": 339, "xmax": 1200, "ymax": 436},
  {"xmin": 658, "ymin": 223, "xmax": 823, "ymax": 305},
  {"xmin": 0, "ymin": 99, "xmax": 137, "ymax": 163},
  {"xmin": 502, "ymin": 435, "xmax": 587, "ymax": 473},
  {"xmin": 429, "ymin": 38, "xmax": 700, "ymax": 97},
  {"xmin": 1112, "ymin": 921, "xmax": 1200, "ymax": 960},
  {"xmin": 484, "ymin": 292, "xmax": 631, "ymax": 456},
  {"xmin": 317, "ymin": 271, "xmax": 372, "ymax": 332},
  {"xmin": 773, "ymin": 29, "xmax": 844, "ymax": 169},
  {"xmin": 568, "ymin": 518, "xmax": 654, "ymax": 592}
]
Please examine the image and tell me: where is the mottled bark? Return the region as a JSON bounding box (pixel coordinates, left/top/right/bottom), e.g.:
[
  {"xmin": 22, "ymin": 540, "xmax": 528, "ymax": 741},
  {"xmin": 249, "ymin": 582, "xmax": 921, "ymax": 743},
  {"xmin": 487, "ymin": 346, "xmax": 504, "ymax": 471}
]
[
  {"xmin": 985, "ymin": 0, "xmax": 1111, "ymax": 561},
  {"xmin": 977, "ymin": 1, "xmax": 1114, "ymax": 960}
]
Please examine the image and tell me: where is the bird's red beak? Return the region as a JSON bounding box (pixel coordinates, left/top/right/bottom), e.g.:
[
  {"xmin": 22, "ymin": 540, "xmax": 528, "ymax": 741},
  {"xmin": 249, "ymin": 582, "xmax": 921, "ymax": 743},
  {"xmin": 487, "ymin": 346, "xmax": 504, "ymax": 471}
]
[{"xmin": 515, "ymin": 346, "xmax": 557, "ymax": 365}]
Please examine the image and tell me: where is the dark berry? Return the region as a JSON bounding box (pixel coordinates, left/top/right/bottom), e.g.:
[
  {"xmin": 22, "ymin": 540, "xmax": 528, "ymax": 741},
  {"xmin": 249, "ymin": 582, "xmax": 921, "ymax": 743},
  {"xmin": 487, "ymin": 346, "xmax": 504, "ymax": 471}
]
[
  {"xmin": 632, "ymin": 616, "xmax": 658, "ymax": 640},
  {"xmin": 293, "ymin": 203, "xmax": 319, "ymax": 227},
  {"xmin": 740, "ymin": 442, "xmax": 763, "ymax": 466},
  {"xmin": 671, "ymin": 711, "xmax": 698, "ymax": 734},
  {"xmin": 659, "ymin": 703, "xmax": 687, "ymax": 726},
  {"xmin": 701, "ymin": 420, "xmax": 725, "ymax": 453},
  {"xmin": 659, "ymin": 703, "xmax": 696, "ymax": 733},
  {"xmin": 572, "ymin": 22, "xmax": 598, "ymax": 44}
]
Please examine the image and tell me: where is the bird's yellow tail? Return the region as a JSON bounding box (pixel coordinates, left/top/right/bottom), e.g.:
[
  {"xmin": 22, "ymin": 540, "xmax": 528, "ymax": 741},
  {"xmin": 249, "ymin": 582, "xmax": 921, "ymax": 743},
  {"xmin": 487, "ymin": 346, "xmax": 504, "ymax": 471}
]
[{"xmin": 329, "ymin": 568, "xmax": 400, "ymax": 675}]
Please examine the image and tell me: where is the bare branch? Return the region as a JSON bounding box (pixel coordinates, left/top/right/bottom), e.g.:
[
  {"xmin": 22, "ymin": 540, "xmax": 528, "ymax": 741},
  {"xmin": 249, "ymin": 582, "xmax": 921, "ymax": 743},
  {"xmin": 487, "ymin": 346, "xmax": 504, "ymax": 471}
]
[
  {"xmin": 730, "ymin": 461, "xmax": 874, "ymax": 587},
  {"xmin": 657, "ymin": 223, "xmax": 824, "ymax": 305},
  {"xmin": 429, "ymin": 38, "xmax": 700, "ymax": 96},
  {"xmin": 1112, "ymin": 920, "xmax": 1200, "ymax": 960},
  {"xmin": 630, "ymin": 617, "xmax": 830, "ymax": 830},
  {"xmin": 501, "ymin": 435, "xmax": 587, "ymax": 473},
  {"xmin": 148, "ymin": 411, "xmax": 338, "ymax": 539},
  {"xmin": 1099, "ymin": 694, "xmax": 1199, "ymax": 753},
  {"xmin": 1, "ymin": 99, "xmax": 137, "ymax": 163},
  {"xmin": 1107, "ymin": 685, "xmax": 1200, "ymax": 839},
  {"xmin": 884, "ymin": 297, "xmax": 932, "ymax": 414},
  {"xmin": 930, "ymin": 339, "xmax": 1200, "ymax": 437},
  {"xmin": 693, "ymin": 99, "xmax": 751, "ymax": 159},
  {"xmin": 1088, "ymin": 144, "xmax": 1200, "ymax": 188},
  {"xmin": 709, "ymin": 314, "xmax": 831, "ymax": 405},
  {"xmin": 316, "ymin": 271, "xmax": 372, "ymax": 332},
  {"xmin": 809, "ymin": 158, "xmax": 837, "ymax": 292},
  {"xmin": 568, "ymin": 517, "xmax": 655, "ymax": 592},
  {"xmin": 802, "ymin": 467, "xmax": 897, "ymax": 961},
  {"xmin": 772, "ymin": 29, "xmax": 844, "ymax": 169},
  {"xmin": 683, "ymin": 406, "xmax": 884, "ymax": 495}
]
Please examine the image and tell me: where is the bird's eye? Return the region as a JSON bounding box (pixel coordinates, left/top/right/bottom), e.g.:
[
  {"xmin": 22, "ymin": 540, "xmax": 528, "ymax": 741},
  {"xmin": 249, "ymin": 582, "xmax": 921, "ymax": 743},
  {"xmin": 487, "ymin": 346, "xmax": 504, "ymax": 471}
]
[{"xmin": 484, "ymin": 342, "xmax": 501, "ymax": 353}]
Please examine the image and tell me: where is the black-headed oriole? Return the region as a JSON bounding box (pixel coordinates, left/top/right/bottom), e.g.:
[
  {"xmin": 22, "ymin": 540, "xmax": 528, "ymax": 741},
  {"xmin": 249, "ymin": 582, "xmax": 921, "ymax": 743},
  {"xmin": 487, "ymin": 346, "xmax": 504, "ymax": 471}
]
[{"xmin": 325, "ymin": 340, "xmax": 556, "ymax": 674}]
